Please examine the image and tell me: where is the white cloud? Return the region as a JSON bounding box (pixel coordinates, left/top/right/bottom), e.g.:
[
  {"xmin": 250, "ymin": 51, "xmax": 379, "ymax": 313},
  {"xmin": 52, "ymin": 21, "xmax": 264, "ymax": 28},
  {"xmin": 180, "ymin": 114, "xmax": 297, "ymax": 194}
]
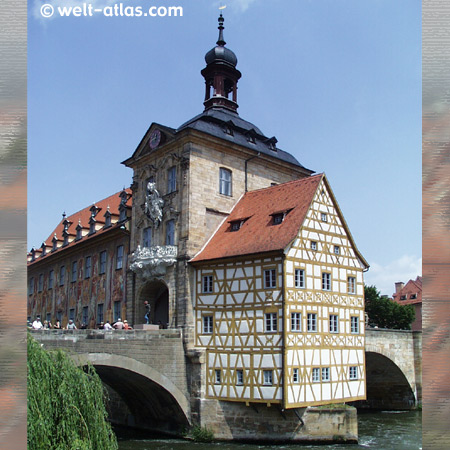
[
  {"xmin": 363, "ymin": 255, "xmax": 422, "ymax": 297},
  {"xmin": 231, "ymin": 0, "xmax": 259, "ymax": 13}
]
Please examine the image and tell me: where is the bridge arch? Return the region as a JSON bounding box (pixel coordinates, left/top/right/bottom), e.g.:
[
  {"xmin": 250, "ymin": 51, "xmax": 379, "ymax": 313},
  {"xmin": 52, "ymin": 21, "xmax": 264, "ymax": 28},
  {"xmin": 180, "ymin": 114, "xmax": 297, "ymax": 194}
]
[{"xmin": 73, "ymin": 352, "xmax": 190, "ymax": 433}]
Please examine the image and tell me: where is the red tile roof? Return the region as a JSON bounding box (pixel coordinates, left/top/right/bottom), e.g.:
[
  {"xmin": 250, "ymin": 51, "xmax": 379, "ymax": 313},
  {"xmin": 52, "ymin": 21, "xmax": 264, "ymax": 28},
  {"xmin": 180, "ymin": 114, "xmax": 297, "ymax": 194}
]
[
  {"xmin": 28, "ymin": 189, "xmax": 131, "ymax": 264},
  {"xmin": 392, "ymin": 276, "xmax": 422, "ymax": 305},
  {"xmin": 192, "ymin": 174, "xmax": 324, "ymax": 262}
]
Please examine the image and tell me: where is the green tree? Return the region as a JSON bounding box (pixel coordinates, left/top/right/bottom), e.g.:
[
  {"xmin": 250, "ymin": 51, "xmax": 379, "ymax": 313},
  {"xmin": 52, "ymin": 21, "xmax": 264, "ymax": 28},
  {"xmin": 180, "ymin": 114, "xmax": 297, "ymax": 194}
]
[
  {"xmin": 364, "ymin": 285, "xmax": 415, "ymax": 330},
  {"xmin": 27, "ymin": 334, "xmax": 118, "ymax": 450}
]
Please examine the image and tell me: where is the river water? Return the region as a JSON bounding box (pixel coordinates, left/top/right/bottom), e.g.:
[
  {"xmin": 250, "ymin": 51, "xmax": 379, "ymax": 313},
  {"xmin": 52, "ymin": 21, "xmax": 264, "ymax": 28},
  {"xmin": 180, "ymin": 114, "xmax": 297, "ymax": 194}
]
[{"xmin": 116, "ymin": 410, "xmax": 422, "ymax": 450}]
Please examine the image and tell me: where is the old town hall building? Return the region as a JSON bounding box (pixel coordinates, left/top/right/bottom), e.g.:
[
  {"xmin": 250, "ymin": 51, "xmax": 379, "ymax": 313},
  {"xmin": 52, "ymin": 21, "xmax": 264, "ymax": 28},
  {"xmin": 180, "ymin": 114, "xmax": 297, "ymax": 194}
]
[{"xmin": 28, "ymin": 14, "xmax": 368, "ymax": 412}]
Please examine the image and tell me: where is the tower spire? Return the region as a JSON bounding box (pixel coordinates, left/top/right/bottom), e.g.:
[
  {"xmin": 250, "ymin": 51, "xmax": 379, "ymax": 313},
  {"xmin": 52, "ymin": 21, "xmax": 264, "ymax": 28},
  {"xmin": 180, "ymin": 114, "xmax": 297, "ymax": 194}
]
[{"xmin": 217, "ymin": 13, "xmax": 226, "ymax": 46}]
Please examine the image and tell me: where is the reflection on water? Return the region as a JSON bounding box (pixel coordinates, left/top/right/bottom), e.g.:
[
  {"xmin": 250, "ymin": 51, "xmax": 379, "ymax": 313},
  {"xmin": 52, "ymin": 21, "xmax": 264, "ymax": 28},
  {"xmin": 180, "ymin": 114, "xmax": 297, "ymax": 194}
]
[{"xmin": 117, "ymin": 411, "xmax": 422, "ymax": 450}]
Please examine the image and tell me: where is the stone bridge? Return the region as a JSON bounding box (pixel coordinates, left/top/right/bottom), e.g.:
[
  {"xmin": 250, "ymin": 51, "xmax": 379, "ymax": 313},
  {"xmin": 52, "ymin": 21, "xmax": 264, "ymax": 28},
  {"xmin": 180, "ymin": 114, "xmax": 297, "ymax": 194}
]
[{"xmin": 32, "ymin": 327, "xmax": 422, "ymax": 433}]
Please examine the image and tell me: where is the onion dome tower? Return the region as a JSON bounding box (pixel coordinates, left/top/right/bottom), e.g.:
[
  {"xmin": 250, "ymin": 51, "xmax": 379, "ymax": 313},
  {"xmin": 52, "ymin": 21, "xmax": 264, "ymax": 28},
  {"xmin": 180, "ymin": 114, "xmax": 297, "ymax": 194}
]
[{"xmin": 201, "ymin": 13, "xmax": 242, "ymax": 112}]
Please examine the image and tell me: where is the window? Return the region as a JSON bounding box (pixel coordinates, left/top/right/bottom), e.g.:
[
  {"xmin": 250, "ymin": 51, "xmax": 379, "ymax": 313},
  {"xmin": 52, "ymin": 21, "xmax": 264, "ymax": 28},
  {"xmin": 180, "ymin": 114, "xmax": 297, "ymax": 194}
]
[
  {"xmin": 113, "ymin": 301, "xmax": 121, "ymax": 321},
  {"xmin": 351, "ymin": 316, "xmax": 360, "ymax": 334},
  {"xmin": 76, "ymin": 225, "xmax": 82, "ymax": 240},
  {"xmin": 291, "ymin": 312, "xmax": 302, "ymax": 332},
  {"xmin": 263, "ymin": 370, "xmax": 273, "ymax": 386},
  {"xmin": 400, "ymin": 294, "xmax": 407, "ymax": 300},
  {"xmin": 264, "ymin": 269, "xmax": 276, "ymax": 289},
  {"xmin": 89, "ymin": 220, "xmax": 96, "ymax": 235},
  {"xmin": 265, "ymin": 313, "xmax": 277, "ymax": 332},
  {"xmin": 202, "ymin": 275, "xmax": 213, "ymax": 293},
  {"xmin": 349, "ymin": 366, "xmax": 358, "ymax": 380},
  {"xmin": 273, "ymin": 213, "xmax": 283, "ymax": 225},
  {"xmin": 307, "ymin": 313, "xmax": 317, "ymax": 332},
  {"xmin": 71, "ymin": 261, "xmax": 78, "ymax": 282},
  {"xmin": 203, "ymin": 316, "xmax": 213, "ymax": 334},
  {"xmin": 329, "ymin": 314, "xmax": 339, "ymax": 333},
  {"xmin": 348, "ymin": 276, "xmax": 356, "ymax": 294},
  {"xmin": 116, "ymin": 245, "xmax": 124, "ymax": 270},
  {"xmin": 59, "ymin": 266, "xmax": 65, "ymax": 286},
  {"xmin": 215, "ymin": 369, "xmax": 221, "ymax": 384},
  {"xmin": 69, "ymin": 308, "xmax": 75, "ymax": 321},
  {"xmin": 46, "ymin": 313, "xmax": 52, "ymax": 324},
  {"xmin": 312, "ymin": 368, "xmax": 320, "ymax": 383},
  {"xmin": 219, "ymin": 168, "xmax": 232, "ymax": 196},
  {"xmin": 230, "ymin": 220, "xmax": 242, "ymax": 232},
  {"xmin": 104, "ymin": 211, "xmax": 112, "ymax": 228},
  {"xmin": 293, "ymin": 368, "xmax": 299, "ymax": 383},
  {"xmin": 99, "ymin": 251, "xmax": 107, "ymax": 275},
  {"xmin": 167, "ymin": 166, "xmax": 177, "ymax": 193},
  {"xmin": 49, "ymin": 270, "xmax": 54, "ymax": 289},
  {"xmin": 82, "ymin": 306, "xmax": 89, "ymax": 325},
  {"xmin": 85, "ymin": 256, "xmax": 92, "ymax": 278},
  {"xmin": 56, "ymin": 311, "xmax": 62, "ymax": 323},
  {"xmin": 143, "ymin": 227, "xmax": 152, "ymax": 247},
  {"xmin": 295, "ymin": 269, "xmax": 305, "ymax": 288},
  {"xmin": 322, "ymin": 367, "xmax": 330, "ymax": 382},
  {"xmin": 38, "ymin": 274, "xmax": 44, "ymax": 292},
  {"xmin": 166, "ymin": 220, "xmax": 175, "ymax": 245},
  {"xmin": 321, "ymin": 212, "xmax": 328, "ymax": 222},
  {"xmin": 322, "ymin": 272, "xmax": 331, "ymax": 291},
  {"xmin": 97, "ymin": 303, "xmax": 104, "ymax": 324},
  {"xmin": 311, "ymin": 241, "xmax": 317, "ymax": 251},
  {"xmin": 334, "ymin": 245, "xmax": 340, "ymax": 255},
  {"xmin": 29, "ymin": 277, "xmax": 34, "ymax": 295},
  {"xmin": 236, "ymin": 369, "xmax": 244, "ymax": 385}
]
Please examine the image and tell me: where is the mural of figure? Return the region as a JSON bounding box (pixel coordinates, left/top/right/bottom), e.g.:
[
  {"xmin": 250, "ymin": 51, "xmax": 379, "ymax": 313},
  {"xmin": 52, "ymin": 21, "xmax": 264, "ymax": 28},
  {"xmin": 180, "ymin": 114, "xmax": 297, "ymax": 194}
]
[{"xmin": 144, "ymin": 182, "xmax": 164, "ymax": 228}]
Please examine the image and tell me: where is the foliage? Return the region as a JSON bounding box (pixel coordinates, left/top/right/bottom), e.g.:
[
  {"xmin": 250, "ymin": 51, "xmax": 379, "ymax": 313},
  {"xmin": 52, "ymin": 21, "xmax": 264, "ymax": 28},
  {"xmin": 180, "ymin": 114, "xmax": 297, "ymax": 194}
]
[
  {"xmin": 27, "ymin": 334, "xmax": 118, "ymax": 450},
  {"xmin": 186, "ymin": 425, "xmax": 215, "ymax": 442},
  {"xmin": 364, "ymin": 285, "xmax": 415, "ymax": 330}
]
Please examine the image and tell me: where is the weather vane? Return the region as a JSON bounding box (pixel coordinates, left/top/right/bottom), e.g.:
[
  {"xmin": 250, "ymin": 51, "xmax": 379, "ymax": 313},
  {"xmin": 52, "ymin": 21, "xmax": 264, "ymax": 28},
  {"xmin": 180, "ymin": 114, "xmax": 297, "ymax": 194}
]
[{"xmin": 219, "ymin": 4, "xmax": 227, "ymax": 11}]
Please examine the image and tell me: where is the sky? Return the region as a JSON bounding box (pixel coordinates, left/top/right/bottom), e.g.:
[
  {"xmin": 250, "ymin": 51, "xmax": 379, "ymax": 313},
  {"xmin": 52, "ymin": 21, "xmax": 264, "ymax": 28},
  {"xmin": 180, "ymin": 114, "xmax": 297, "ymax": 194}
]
[{"xmin": 28, "ymin": 0, "xmax": 422, "ymax": 296}]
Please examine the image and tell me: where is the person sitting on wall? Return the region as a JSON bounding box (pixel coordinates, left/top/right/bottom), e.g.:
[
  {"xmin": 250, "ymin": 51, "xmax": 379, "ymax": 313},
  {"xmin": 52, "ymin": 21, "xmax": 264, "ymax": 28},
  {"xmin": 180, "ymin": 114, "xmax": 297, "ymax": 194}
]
[
  {"xmin": 103, "ymin": 321, "xmax": 113, "ymax": 330},
  {"xmin": 144, "ymin": 301, "xmax": 151, "ymax": 324},
  {"xmin": 32, "ymin": 316, "xmax": 43, "ymax": 330},
  {"xmin": 113, "ymin": 318, "xmax": 124, "ymax": 330},
  {"xmin": 53, "ymin": 320, "xmax": 62, "ymax": 329},
  {"xmin": 123, "ymin": 320, "xmax": 132, "ymax": 330},
  {"xmin": 43, "ymin": 320, "xmax": 50, "ymax": 329},
  {"xmin": 97, "ymin": 322, "xmax": 104, "ymax": 330},
  {"xmin": 80, "ymin": 322, "xmax": 87, "ymax": 329},
  {"xmin": 66, "ymin": 319, "xmax": 77, "ymax": 330}
]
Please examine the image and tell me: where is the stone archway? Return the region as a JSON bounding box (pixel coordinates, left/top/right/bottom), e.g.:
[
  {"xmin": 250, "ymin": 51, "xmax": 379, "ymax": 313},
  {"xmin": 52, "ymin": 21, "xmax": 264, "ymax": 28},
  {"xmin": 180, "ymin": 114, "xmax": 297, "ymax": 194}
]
[{"xmin": 138, "ymin": 280, "xmax": 169, "ymax": 327}]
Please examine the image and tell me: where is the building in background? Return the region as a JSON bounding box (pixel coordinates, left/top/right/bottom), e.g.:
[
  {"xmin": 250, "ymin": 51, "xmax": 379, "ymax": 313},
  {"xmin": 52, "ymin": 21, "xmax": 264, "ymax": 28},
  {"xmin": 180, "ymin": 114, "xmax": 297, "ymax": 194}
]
[{"xmin": 392, "ymin": 276, "xmax": 422, "ymax": 331}]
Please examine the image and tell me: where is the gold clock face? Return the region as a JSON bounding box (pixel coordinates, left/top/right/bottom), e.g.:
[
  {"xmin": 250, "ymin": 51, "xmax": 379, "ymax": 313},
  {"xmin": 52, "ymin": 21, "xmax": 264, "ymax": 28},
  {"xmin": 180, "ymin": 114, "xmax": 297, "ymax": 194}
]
[{"xmin": 149, "ymin": 129, "xmax": 161, "ymax": 149}]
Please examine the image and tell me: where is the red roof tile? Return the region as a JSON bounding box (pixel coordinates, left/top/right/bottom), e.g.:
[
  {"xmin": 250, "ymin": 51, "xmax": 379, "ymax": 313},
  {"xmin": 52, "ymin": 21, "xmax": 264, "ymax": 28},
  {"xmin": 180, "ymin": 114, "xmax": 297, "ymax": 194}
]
[
  {"xmin": 191, "ymin": 175, "xmax": 323, "ymax": 262},
  {"xmin": 392, "ymin": 276, "xmax": 422, "ymax": 305}
]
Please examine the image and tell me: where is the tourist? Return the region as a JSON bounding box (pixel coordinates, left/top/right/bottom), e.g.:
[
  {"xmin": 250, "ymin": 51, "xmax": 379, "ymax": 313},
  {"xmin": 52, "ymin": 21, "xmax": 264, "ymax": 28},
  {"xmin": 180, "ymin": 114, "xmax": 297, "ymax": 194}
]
[
  {"xmin": 43, "ymin": 320, "xmax": 50, "ymax": 329},
  {"xmin": 113, "ymin": 318, "xmax": 124, "ymax": 330},
  {"xmin": 97, "ymin": 322, "xmax": 104, "ymax": 329},
  {"xmin": 123, "ymin": 320, "xmax": 132, "ymax": 330},
  {"xmin": 53, "ymin": 320, "xmax": 62, "ymax": 329},
  {"xmin": 144, "ymin": 300, "xmax": 151, "ymax": 324},
  {"xmin": 80, "ymin": 322, "xmax": 87, "ymax": 329},
  {"xmin": 32, "ymin": 316, "xmax": 43, "ymax": 330},
  {"xmin": 103, "ymin": 321, "xmax": 113, "ymax": 330},
  {"xmin": 66, "ymin": 319, "xmax": 77, "ymax": 330}
]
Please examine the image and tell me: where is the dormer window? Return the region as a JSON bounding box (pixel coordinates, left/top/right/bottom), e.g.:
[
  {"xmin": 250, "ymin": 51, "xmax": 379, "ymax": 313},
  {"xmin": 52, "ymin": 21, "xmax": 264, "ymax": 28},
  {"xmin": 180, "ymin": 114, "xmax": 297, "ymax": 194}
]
[
  {"xmin": 223, "ymin": 125, "xmax": 234, "ymax": 136},
  {"xmin": 230, "ymin": 221, "xmax": 242, "ymax": 232},
  {"xmin": 400, "ymin": 294, "xmax": 407, "ymax": 300},
  {"xmin": 273, "ymin": 214, "xmax": 283, "ymax": 225},
  {"xmin": 40, "ymin": 244, "xmax": 46, "ymax": 257},
  {"xmin": 62, "ymin": 231, "xmax": 69, "ymax": 247},
  {"xmin": 52, "ymin": 235, "xmax": 58, "ymax": 252},
  {"xmin": 104, "ymin": 208, "xmax": 112, "ymax": 228},
  {"xmin": 246, "ymin": 130, "xmax": 256, "ymax": 144},
  {"xmin": 267, "ymin": 136, "xmax": 278, "ymax": 152},
  {"xmin": 119, "ymin": 206, "xmax": 127, "ymax": 222},
  {"xmin": 76, "ymin": 222, "xmax": 83, "ymax": 240},
  {"xmin": 89, "ymin": 218, "xmax": 96, "ymax": 235},
  {"xmin": 30, "ymin": 248, "xmax": 36, "ymax": 262},
  {"xmin": 410, "ymin": 294, "xmax": 417, "ymax": 299},
  {"xmin": 90, "ymin": 204, "xmax": 99, "ymax": 219}
]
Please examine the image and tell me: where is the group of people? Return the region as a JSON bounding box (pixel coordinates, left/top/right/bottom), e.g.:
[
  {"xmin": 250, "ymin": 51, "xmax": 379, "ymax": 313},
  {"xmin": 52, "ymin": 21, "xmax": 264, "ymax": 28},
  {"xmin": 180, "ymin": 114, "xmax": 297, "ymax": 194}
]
[
  {"xmin": 29, "ymin": 316, "xmax": 132, "ymax": 330},
  {"xmin": 29, "ymin": 316, "xmax": 74, "ymax": 330}
]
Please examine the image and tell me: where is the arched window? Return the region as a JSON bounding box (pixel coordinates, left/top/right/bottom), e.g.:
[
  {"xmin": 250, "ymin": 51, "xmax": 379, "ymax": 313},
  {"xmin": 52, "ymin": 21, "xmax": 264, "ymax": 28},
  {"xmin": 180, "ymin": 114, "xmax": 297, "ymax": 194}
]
[{"xmin": 219, "ymin": 168, "xmax": 232, "ymax": 196}]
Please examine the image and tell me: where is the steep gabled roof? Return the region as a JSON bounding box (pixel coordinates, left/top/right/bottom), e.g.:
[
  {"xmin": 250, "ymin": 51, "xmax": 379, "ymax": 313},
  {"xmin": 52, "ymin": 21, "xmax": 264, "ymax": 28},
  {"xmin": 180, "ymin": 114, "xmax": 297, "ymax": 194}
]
[
  {"xmin": 392, "ymin": 276, "xmax": 422, "ymax": 305},
  {"xmin": 191, "ymin": 175, "xmax": 323, "ymax": 263}
]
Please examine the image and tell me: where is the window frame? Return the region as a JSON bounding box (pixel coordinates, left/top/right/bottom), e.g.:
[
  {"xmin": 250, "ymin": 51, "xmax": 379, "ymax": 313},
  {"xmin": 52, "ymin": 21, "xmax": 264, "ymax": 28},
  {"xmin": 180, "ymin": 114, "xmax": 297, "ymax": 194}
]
[
  {"xmin": 167, "ymin": 166, "xmax": 177, "ymax": 193},
  {"xmin": 116, "ymin": 245, "xmax": 124, "ymax": 270},
  {"xmin": 291, "ymin": 312, "xmax": 302, "ymax": 332},
  {"xmin": 143, "ymin": 226, "xmax": 152, "ymax": 248},
  {"xmin": 329, "ymin": 314, "xmax": 339, "ymax": 333},
  {"xmin": 351, "ymin": 316, "xmax": 360, "ymax": 334},
  {"xmin": 265, "ymin": 312, "xmax": 278, "ymax": 332},
  {"xmin": 215, "ymin": 369, "xmax": 221, "ymax": 385},
  {"xmin": 71, "ymin": 261, "xmax": 78, "ymax": 283},
  {"xmin": 236, "ymin": 369, "xmax": 244, "ymax": 386},
  {"xmin": 349, "ymin": 366, "xmax": 358, "ymax": 380},
  {"xmin": 293, "ymin": 368, "xmax": 299, "ymax": 383},
  {"xmin": 322, "ymin": 367, "xmax": 330, "ymax": 382},
  {"xmin": 307, "ymin": 312, "xmax": 317, "ymax": 332},
  {"xmin": 28, "ymin": 277, "xmax": 34, "ymax": 295},
  {"xmin": 97, "ymin": 303, "xmax": 104, "ymax": 324},
  {"xmin": 263, "ymin": 370, "xmax": 273, "ymax": 386},
  {"xmin": 113, "ymin": 301, "xmax": 121, "ymax": 322},
  {"xmin": 38, "ymin": 273, "xmax": 44, "ymax": 292},
  {"xmin": 311, "ymin": 241, "xmax": 318, "ymax": 251},
  {"xmin": 99, "ymin": 250, "xmax": 107, "ymax": 275},
  {"xmin": 202, "ymin": 275, "xmax": 213, "ymax": 294},
  {"xmin": 322, "ymin": 272, "xmax": 331, "ymax": 291},
  {"xmin": 203, "ymin": 315, "xmax": 213, "ymax": 334},
  {"xmin": 334, "ymin": 245, "xmax": 340, "ymax": 255},
  {"xmin": 295, "ymin": 268, "xmax": 305, "ymax": 288},
  {"xmin": 82, "ymin": 306, "xmax": 89, "ymax": 325},
  {"xmin": 264, "ymin": 269, "xmax": 277, "ymax": 289},
  {"xmin": 48, "ymin": 270, "xmax": 54, "ymax": 290},
  {"xmin": 166, "ymin": 220, "xmax": 175, "ymax": 246},
  {"xmin": 312, "ymin": 367, "xmax": 320, "ymax": 383},
  {"xmin": 321, "ymin": 212, "xmax": 328, "ymax": 222},
  {"xmin": 348, "ymin": 276, "xmax": 356, "ymax": 294},
  {"xmin": 59, "ymin": 266, "xmax": 65, "ymax": 286},
  {"xmin": 219, "ymin": 167, "xmax": 232, "ymax": 196},
  {"xmin": 85, "ymin": 256, "xmax": 92, "ymax": 279}
]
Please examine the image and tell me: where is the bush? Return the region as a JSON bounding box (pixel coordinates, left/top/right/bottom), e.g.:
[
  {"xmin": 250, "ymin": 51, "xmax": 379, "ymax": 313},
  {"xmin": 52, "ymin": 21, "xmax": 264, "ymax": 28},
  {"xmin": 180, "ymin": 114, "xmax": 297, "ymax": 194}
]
[
  {"xmin": 187, "ymin": 425, "xmax": 215, "ymax": 442},
  {"xmin": 27, "ymin": 334, "xmax": 118, "ymax": 450}
]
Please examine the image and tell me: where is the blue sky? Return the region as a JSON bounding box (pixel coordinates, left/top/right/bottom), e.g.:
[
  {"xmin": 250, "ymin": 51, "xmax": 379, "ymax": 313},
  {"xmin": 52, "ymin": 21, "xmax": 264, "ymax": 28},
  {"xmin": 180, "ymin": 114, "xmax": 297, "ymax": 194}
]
[{"xmin": 28, "ymin": 0, "xmax": 421, "ymax": 295}]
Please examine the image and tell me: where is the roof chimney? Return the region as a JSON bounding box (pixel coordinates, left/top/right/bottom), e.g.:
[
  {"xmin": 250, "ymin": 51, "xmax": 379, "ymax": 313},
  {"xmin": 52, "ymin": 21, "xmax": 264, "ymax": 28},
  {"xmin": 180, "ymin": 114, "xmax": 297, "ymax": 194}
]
[{"xmin": 395, "ymin": 282, "xmax": 404, "ymax": 293}]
